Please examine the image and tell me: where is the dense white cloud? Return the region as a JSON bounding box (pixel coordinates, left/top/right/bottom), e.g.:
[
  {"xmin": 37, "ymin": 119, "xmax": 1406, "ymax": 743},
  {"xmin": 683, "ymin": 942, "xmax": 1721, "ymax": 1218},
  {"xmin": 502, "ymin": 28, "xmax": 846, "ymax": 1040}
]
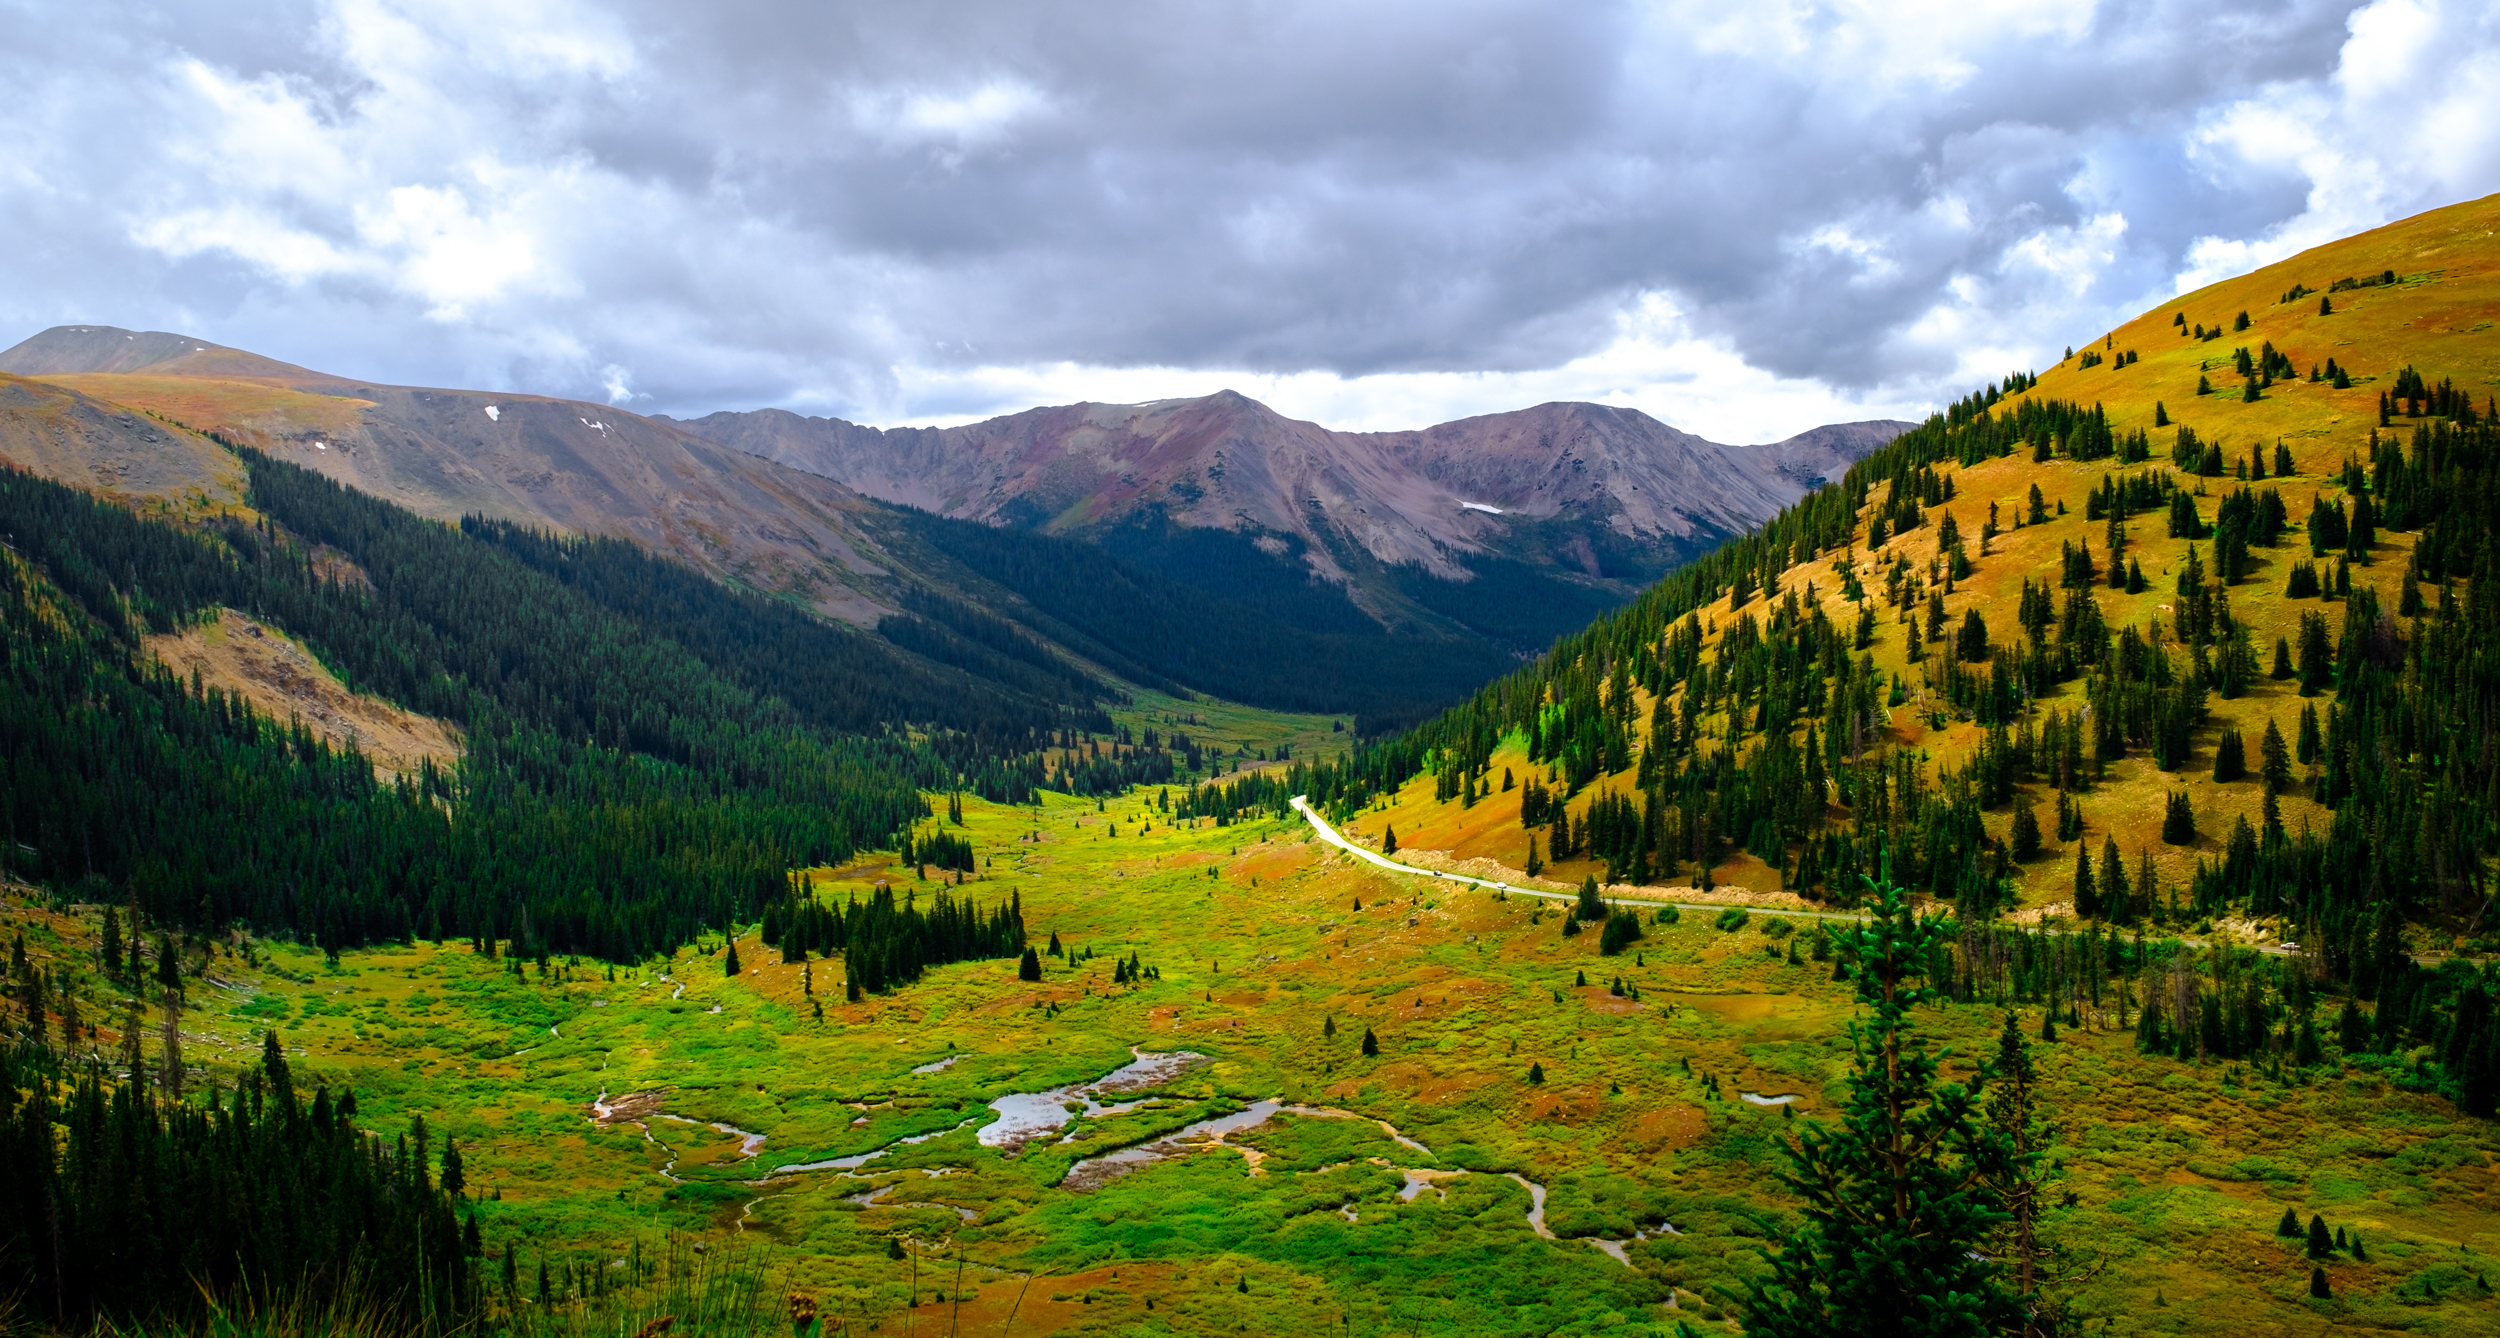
[
  {"xmin": 2, "ymin": 0, "xmax": 2496, "ymax": 438},
  {"xmin": 2176, "ymin": 0, "xmax": 2500, "ymax": 292}
]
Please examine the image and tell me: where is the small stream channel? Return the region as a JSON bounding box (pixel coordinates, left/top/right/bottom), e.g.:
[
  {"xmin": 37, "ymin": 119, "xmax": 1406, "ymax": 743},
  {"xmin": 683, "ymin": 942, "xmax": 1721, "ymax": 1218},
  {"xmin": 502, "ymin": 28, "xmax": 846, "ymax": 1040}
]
[{"xmin": 588, "ymin": 1046, "xmax": 1676, "ymax": 1264}]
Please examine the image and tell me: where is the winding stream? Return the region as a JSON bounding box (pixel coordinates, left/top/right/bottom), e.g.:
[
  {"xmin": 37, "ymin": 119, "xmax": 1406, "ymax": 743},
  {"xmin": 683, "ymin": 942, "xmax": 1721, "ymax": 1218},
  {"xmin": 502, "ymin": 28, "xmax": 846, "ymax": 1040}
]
[{"xmin": 586, "ymin": 1047, "xmax": 1672, "ymax": 1265}]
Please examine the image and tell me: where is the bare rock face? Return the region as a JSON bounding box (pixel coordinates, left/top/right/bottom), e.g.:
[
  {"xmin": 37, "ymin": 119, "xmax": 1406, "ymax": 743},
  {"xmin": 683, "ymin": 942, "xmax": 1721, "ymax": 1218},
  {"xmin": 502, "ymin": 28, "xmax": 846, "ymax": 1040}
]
[{"xmin": 676, "ymin": 391, "xmax": 1908, "ymax": 591}]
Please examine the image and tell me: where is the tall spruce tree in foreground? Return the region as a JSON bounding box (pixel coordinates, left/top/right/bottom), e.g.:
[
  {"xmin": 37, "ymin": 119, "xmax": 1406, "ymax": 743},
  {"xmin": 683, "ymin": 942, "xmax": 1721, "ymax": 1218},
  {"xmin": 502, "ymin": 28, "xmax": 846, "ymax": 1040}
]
[
  {"xmin": 1709, "ymin": 874, "xmax": 2020, "ymax": 1338},
  {"xmin": 1987, "ymin": 1012, "xmax": 2071, "ymax": 1337}
]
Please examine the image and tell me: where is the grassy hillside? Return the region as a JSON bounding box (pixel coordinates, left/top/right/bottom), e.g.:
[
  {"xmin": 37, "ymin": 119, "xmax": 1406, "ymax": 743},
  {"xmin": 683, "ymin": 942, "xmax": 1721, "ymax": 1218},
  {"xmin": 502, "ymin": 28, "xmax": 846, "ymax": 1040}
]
[
  {"xmin": 1346, "ymin": 191, "xmax": 2500, "ymax": 937},
  {"xmin": 0, "ymin": 372, "xmax": 246, "ymax": 513}
]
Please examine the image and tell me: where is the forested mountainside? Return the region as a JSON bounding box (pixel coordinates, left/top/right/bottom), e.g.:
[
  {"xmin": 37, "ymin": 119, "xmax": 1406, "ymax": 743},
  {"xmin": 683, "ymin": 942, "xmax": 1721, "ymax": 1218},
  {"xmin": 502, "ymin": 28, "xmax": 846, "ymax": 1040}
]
[
  {"xmin": 0, "ymin": 437, "xmax": 1152, "ymax": 959},
  {"xmin": 1164, "ymin": 192, "xmax": 2500, "ymax": 1114},
  {"xmin": 0, "ymin": 345, "xmax": 1563, "ymax": 724}
]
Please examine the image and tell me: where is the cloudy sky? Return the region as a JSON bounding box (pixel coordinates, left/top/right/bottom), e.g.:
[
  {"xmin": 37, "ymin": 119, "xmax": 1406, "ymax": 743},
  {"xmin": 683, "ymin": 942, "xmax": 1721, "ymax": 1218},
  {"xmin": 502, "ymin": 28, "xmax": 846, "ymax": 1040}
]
[{"xmin": 6, "ymin": 0, "xmax": 2498, "ymax": 439}]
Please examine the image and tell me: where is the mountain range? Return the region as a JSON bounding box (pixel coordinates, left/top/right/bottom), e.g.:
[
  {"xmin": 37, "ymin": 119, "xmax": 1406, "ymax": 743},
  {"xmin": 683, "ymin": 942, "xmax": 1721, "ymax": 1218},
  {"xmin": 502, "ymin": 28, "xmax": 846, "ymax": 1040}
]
[
  {"xmin": 670, "ymin": 394, "xmax": 1898, "ymax": 622},
  {"xmin": 0, "ymin": 325, "xmax": 1900, "ymax": 720}
]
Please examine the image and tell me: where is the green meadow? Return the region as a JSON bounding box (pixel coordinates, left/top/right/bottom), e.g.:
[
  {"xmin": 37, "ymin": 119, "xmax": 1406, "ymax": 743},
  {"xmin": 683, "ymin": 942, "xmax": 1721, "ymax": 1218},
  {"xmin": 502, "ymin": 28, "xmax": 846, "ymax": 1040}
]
[{"xmin": 21, "ymin": 771, "xmax": 2497, "ymax": 1337}]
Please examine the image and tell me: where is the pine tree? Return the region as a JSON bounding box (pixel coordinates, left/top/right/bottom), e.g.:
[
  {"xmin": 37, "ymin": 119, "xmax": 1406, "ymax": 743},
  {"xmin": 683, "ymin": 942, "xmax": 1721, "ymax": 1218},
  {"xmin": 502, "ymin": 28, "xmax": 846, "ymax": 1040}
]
[
  {"xmin": 2213, "ymin": 728, "xmax": 2247, "ymax": 783},
  {"xmin": 1382, "ymin": 826, "xmax": 1398, "ymax": 856},
  {"xmin": 2073, "ymin": 844, "xmax": 2098, "ymax": 919},
  {"xmin": 2162, "ymin": 791, "xmax": 2196, "ymax": 845},
  {"xmin": 1957, "ymin": 609, "xmax": 1990, "ymax": 662},
  {"xmin": 2261, "ymin": 720, "xmax": 2293, "ymax": 794},
  {"xmin": 1987, "ymin": 1013, "xmax": 2058, "ymax": 1334},
  {"xmin": 1361, "ymin": 1028, "xmax": 1380, "ymax": 1057},
  {"xmin": 2276, "ymin": 1207, "xmax": 2301, "ymax": 1237},
  {"xmin": 1730, "ymin": 875, "xmax": 2018, "ymax": 1338},
  {"xmin": 2010, "ymin": 800, "xmax": 2041, "ymax": 862},
  {"xmin": 1528, "ymin": 1062, "xmax": 1546, "ymax": 1084},
  {"xmin": 2309, "ymin": 1267, "xmax": 2331, "ymax": 1299},
  {"xmin": 1600, "ymin": 910, "xmax": 1644, "ymax": 956},
  {"xmin": 1577, "ymin": 875, "xmax": 1606, "ymax": 921},
  {"xmin": 2100, "ymin": 837, "xmax": 2129, "ymax": 920},
  {"xmin": 1016, "ymin": 947, "xmax": 1042, "ymax": 982},
  {"xmin": 724, "ymin": 940, "xmax": 742, "ymax": 977},
  {"xmin": 2308, "ymin": 1215, "xmax": 2333, "ymax": 1259},
  {"xmin": 259, "ymin": 1029, "xmax": 295, "ymax": 1110}
]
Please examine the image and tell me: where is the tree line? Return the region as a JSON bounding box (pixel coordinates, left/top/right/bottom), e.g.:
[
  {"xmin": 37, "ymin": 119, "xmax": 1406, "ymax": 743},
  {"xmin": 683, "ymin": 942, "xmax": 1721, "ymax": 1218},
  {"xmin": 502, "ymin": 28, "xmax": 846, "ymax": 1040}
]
[
  {"xmin": 0, "ymin": 454, "xmax": 1072, "ymax": 959},
  {"xmin": 759, "ymin": 880, "xmax": 1026, "ymax": 997},
  {"xmin": 0, "ymin": 1036, "xmax": 476, "ymax": 1334}
]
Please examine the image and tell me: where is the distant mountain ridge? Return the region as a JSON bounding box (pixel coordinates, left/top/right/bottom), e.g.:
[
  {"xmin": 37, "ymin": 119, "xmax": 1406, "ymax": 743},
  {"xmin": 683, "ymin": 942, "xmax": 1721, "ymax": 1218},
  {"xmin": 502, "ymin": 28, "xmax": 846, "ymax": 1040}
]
[
  {"xmin": 0, "ymin": 322, "xmax": 1900, "ymax": 718},
  {"xmin": 0, "ymin": 324, "xmax": 909, "ymax": 625},
  {"xmin": 669, "ymin": 394, "xmax": 1907, "ymax": 594}
]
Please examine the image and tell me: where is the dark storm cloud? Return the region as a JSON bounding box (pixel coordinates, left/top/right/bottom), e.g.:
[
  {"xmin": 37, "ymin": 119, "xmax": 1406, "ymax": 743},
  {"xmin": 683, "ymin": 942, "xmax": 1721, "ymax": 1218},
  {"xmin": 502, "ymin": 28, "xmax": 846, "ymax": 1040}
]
[{"xmin": 2, "ymin": 0, "xmax": 2495, "ymax": 426}]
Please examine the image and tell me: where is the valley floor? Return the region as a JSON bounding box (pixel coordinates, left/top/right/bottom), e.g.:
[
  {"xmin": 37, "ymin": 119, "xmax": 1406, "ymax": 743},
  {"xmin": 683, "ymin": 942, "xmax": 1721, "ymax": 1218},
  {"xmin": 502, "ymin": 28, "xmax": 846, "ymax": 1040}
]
[{"xmin": 9, "ymin": 780, "xmax": 2498, "ymax": 1337}]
